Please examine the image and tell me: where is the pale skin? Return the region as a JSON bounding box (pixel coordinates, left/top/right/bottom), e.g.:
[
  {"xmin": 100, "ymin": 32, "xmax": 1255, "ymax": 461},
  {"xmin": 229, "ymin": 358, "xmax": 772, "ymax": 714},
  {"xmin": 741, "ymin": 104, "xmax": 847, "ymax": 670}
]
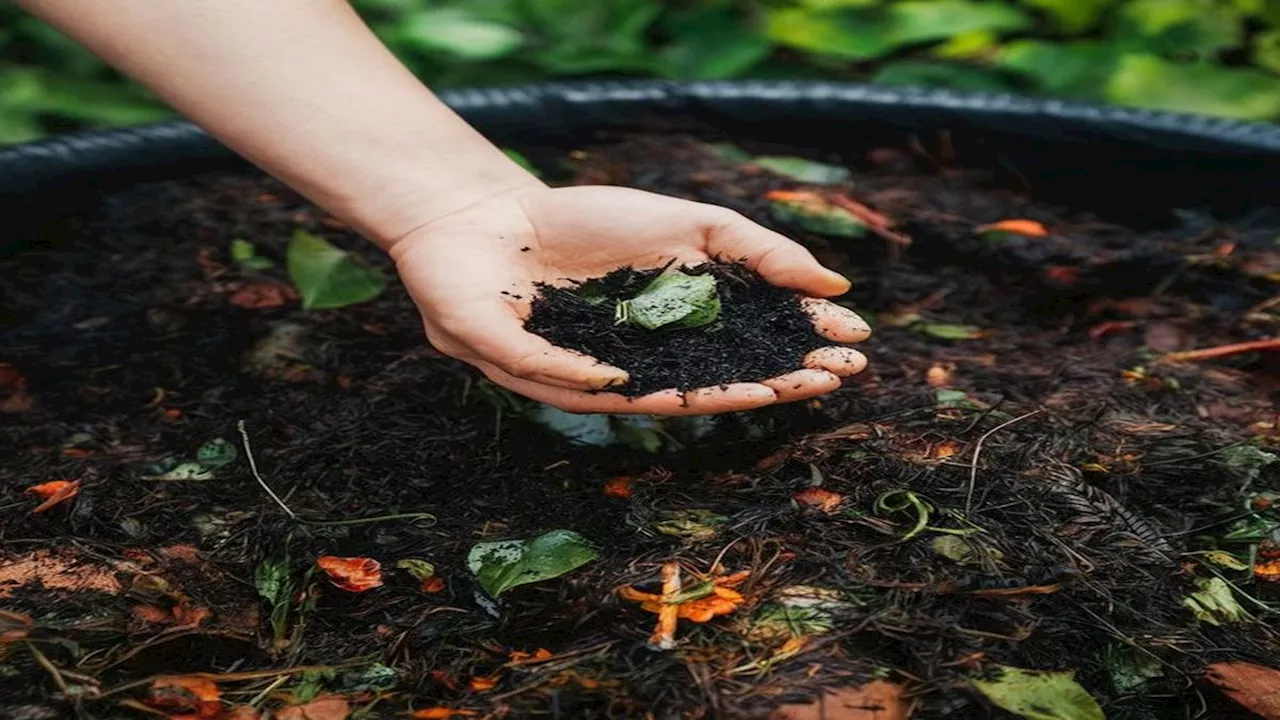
[{"xmin": 17, "ymin": 0, "xmax": 871, "ymax": 416}]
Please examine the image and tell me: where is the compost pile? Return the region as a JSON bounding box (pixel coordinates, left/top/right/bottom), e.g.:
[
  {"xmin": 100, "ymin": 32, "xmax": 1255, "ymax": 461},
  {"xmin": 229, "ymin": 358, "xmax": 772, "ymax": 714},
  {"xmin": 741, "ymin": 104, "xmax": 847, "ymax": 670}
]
[{"xmin": 1, "ymin": 131, "xmax": 1278, "ymax": 720}]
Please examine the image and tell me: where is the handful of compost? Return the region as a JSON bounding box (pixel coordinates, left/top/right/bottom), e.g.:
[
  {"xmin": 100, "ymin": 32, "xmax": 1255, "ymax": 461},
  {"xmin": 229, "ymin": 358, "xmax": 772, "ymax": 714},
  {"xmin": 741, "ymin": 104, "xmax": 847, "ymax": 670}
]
[{"xmin": 525, "ymin": 262, "xmax": 867, "ymax": 397}]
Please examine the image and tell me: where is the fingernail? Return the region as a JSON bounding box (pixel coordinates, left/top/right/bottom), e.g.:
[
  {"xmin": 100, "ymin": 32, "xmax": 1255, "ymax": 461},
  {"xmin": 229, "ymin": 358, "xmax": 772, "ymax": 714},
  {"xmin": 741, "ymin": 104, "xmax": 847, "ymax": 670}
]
[{"xmin": 826, "ymin": 270, "xmax": 852, "ymax": 292}]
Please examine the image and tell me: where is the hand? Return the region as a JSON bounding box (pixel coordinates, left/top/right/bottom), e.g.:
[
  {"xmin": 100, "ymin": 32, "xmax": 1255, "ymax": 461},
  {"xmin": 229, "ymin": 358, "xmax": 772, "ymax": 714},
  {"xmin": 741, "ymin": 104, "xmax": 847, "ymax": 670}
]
[{"xmin": 389, "ymin": 184, "xmax": 870, "ymax": 416}]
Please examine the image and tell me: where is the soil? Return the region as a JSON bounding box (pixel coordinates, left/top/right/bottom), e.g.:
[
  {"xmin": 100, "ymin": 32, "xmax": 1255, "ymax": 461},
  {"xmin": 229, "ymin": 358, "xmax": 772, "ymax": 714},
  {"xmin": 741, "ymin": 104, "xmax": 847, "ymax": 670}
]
[
  {"xmin": 526, "ymin": 263, "xmax": 830, "ymax": 396},
  {"xmin": 1, "ymin": 128, "xmax": 1279, "ymax": 720}
]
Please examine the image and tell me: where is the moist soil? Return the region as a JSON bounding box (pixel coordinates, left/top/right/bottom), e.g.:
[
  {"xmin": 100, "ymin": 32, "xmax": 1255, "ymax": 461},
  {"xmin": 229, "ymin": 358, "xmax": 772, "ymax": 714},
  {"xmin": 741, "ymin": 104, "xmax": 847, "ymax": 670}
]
[
  {"xmin": 526, "ymin": 263, "xmax": 830, "ymax": 396},
  {"xmin": 1, "ymin": 130, "xmax": 1278, "ymax": 720}
]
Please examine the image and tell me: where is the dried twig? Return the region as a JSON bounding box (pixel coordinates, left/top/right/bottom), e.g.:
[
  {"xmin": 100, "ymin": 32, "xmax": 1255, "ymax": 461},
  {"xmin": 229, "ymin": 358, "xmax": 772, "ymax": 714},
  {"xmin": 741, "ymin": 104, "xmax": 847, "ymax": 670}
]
[
  {"xmin": 965, "ymin": 410, "xmax": 1042, "ymax": 514},
  {"xmin": 237, "ymin": 420, "xmax": 296, "ymax": 519},
  {"xmin": 1162, "ymin": 337, "xmax": 1280, "ymax": 363}
]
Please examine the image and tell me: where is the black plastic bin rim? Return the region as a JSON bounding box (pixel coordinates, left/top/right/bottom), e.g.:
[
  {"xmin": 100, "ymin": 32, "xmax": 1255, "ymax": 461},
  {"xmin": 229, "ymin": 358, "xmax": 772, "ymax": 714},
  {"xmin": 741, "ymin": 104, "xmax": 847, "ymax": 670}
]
[{"xmin": 2, "ymin": 79, "xmax": 1280, "ymax": 204}]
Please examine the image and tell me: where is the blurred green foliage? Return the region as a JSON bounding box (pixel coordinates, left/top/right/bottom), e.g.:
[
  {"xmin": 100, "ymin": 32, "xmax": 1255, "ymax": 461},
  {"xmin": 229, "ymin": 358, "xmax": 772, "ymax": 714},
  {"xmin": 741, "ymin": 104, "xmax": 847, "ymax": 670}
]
[{"xmin": 2, "ymin": 0, "xmax": 1280, "ymax": 144}]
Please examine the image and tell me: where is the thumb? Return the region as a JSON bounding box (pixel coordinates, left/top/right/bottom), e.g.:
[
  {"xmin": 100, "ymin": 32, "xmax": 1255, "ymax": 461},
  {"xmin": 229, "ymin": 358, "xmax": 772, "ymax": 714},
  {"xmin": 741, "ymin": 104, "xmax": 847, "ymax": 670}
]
[{"xmin": 702, "ymin": 207, "xmax": 850, "ymax": 297}]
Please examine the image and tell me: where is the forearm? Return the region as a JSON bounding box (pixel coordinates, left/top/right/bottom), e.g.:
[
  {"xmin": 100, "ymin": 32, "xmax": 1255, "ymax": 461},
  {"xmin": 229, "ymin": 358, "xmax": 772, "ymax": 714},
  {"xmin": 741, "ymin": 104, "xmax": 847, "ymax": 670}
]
[{"xmin": 16, "ymin": 0, "xmax": 540, "ymax": 248}]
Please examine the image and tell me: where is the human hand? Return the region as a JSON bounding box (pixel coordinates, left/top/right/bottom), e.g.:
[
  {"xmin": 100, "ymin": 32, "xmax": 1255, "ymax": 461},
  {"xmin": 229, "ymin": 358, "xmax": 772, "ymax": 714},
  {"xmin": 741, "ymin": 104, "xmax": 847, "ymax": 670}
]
[{"xmin": 390, "ymin": 184, "xmax": 870, "ymax": 416}]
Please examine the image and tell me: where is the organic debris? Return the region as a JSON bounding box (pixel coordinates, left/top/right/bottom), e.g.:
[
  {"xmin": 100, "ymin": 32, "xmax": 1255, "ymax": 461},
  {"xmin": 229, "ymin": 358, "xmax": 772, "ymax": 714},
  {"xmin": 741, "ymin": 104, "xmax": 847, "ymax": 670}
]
[
  {"xmin": 316, "ymin": 556, "xmax": 383, "ymax": 593},
  {"xmin": 1207, "ymin": 662, "xmax": 1280, "ymax": 719},
  {"xmin": 26, "ymin": 479, "xmax": 80, "ymax": 513}
]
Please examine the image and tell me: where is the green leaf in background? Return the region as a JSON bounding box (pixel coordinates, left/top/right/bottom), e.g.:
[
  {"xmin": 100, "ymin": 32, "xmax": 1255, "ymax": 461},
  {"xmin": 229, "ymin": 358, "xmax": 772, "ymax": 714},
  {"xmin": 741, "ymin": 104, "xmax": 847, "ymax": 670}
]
[
  {"xmin": 753, "ymin": 155, "xmax": 851, "ymax": 184},
  {"xmin": 886, "ymin": 1, "xmax": 1031, "ymax": 46},
  {"xmin": 707, "ymin": 142, "xmax": 753, "ymax": 163},
  {"xmin": 768, "ymin": 191, "xmax": 867, "ymax": 239},
  {"xmin": 932, "ymin": 29, "xmax": 1000, "ymax": 60},
  {"xmin": 398, "ymin": 8, "xmax": 524, "ymax": 60},
  {"xmin": 1018, "ymin": 0, "xmax": 1111, "ymax": 33},
  {"xmin": 919, "ymin": 323, "xmax": 987, "ymax": 340},
  {"xmin": 1216, "ymin": 443, "xmax": 1278, "ymax": 480},
  {"xmin": 1116, "ymin": 0, "xmax": 1245, "ymax": 56},
  {"xmin": 254, "ymin": 553, "xmax": 291, "ymax": 605},
  {"xmin": 655, "ymin": 4, "xmax": 773, "ymax": 79},
  {"xmin": 970, "ymin": 666, "xmax": 1105, "ymax": 720},
  {"xmin": 196, "ymin": 438, "xmax": 238, "ymax": 469},
  {"xmin": 287, "ymin": 230, "xmax": 387, "ymax": 311},
  {"xmin": 1105, "ymin": 54, "xmax": 1280, "ymax": 120},
  {"xmin": 997, "ymin": 41, "xmax": 1121, "ymax": 98},
  {"xmin": 1103, "ymin": 645, "xmax": 1164, "ymax": 692},
  {"xmin": 1255, "ymin": 29, "xmax": 1280, "ymax": 72},
  {"xmin": 503, "ymin": 148, "xmax": 542, "ymax": 177},
  {"xmin": 230, "ymin": 239, "xmax": 275, "ymax": 270},
  {"xmin": 874, "ymin": 61, "xmax": 1015, "ymax": 93},
  {"xmin": 765, "ymin": 7, "xmax": 896, "ymax": 60},
  {"xmin": 467, "ymin": 529, "xmax": 598, "ymax": 597},
  {"xmin": 1182, "ymin": 576, "xmax": 1250, "ymax": 625},
  {"xmin": 615, "ymin": 269, "xmax": 721, "ymax": 331}
]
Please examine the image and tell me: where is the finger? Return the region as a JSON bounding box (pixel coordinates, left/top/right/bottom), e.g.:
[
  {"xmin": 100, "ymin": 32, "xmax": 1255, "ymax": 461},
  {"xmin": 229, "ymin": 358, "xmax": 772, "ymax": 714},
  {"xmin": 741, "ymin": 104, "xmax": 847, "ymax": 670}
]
[
  {"xmin": 678, "ymin": 383, "xmax": 779, "ymax": 415},
  {"xmin": 804, "ymin": 347, "xmax": 869, "ymax": 377},
  {"xmin": 803, "ymin": 298, "xmax": 871, "ymax": 343},
  {"xmin": 703, "ymin": 207, "xmax": 850, "ymax": 297},
  {"xmin": 760, "ymin": 369, "xmax": 843, "ymax": 403},
  {"xmin": 440, "ymin": 305, "xmax": 630, "ymax": 391}
]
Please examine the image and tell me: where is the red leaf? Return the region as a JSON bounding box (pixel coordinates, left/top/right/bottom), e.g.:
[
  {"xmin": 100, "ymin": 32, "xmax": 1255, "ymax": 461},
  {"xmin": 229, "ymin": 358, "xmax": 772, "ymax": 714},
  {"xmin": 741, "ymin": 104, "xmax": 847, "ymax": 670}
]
[
  {"xmin": 148, "ymin": 676, "xmax": 221, "ymax": 719},
  {"xmin": 316, "ymin": 556, "xmax": 382, "ymax": 592},
  {"xmin": 230, "ymin": 282, "xmax": 295, "ymax": 309},
  {"xmin": 27, "ymin": 480, "xmax": 81, "ymax": 513},
  {"xmin": 276, "ymin": 695, "xmax": 351, "ymax": 720},
  {"xmin": 1207, "ymin": 662, "xmax": 1280, "ymax": 719},
  {"xmin": 794, "ymin": 487, "xmax": 844, "ymax": 513},
  {"xmin": 603, "ymin": 476, "xmax": 633, "ymax": 498}
]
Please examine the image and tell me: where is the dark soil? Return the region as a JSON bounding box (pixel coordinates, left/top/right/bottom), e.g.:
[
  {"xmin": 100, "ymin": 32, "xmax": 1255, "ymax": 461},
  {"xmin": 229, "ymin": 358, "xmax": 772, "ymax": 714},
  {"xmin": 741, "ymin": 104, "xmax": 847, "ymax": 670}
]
[
  {"xmin": 1, "ymin": 128, "xmax": 1278, "ymax": 720},
  {"xmin": 526, "ymin": 263, "xmax": 830, "ymax": 396}
]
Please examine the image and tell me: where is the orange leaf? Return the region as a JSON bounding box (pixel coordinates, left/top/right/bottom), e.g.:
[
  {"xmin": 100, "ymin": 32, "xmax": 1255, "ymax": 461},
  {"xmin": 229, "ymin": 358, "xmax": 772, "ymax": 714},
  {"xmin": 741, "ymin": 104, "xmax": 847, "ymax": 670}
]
[
  {"xmin": 794, "ymin": 487, "xmax": 843, "ymax": 513},
  {"xmin": 1207, "ymin": 662, "xmax": 1280, "ymax": 719},
  {"xmin": 276, "ymin": 695, "xmax": 351, "ymax": 720},
  {"xmin": 603, "ymin": 476, "xmax": 633, "ymax": 498},
  {"xmin": 771, "ymin": 681, "xmax": 908, "ymax": 720},
  {"xmin": 27, "ymin": 480, "xmax": 81, "ymax": 513},
  {"xmin": 173, "ymin": 603, "xmax": 212, "ymax": 627},
  {"xmin": 225, "ymin": 706, "xmax": 263, "ymax": 720},
  {"xmin": 677, "ymin": 587, "xmax": 744, "ymax": 622},
  {"xmin": 316, "ymin": 556, "xmax": 382, "ymax": 592},
  {"xmin": 976, "ymin": 219, "xmax": 1048, "ymax": 237},
  {"xmin": 0, "ymin": 610, "xmax": 34, "ymax": 643},
  {"xmin": 469, "ymin": 675, "xmax": 499, "ymax": 692},
  {"xmin": 509, "ymin": 648, "xmax": 554, "ymax": 664},
  {"xmin": 131, "ymin": 604, "xmax": 172, "ymax": 624},
  {"xmin": 421, "ymin": 576, "xmax": 446, "ymax": 593},
  {"xmin": 1255, "ymin": 559, "xmax": 1280, "ymax": 583},
  {"xmin": 925, "ymin": 363, "xmax": 952, "ymax": 388},
  {"xmin": 229, "ymin": 282, "xmax": 296, "ymax": 309},
  {"xmin": 148, "ymin": 676, "xmax": 221, "ymax": 719},
  {"xmin": 413, "ymin": 710, "xmax": 479, "ymax": 719}
]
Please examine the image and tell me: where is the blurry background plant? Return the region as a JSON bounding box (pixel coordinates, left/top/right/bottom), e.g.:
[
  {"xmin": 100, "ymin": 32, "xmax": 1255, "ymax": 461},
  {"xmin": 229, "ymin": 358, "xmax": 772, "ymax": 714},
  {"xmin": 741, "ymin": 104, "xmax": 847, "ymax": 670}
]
[{"xmin": 2, "ymin": 0, "xmax": 1280, "ymax": 144}]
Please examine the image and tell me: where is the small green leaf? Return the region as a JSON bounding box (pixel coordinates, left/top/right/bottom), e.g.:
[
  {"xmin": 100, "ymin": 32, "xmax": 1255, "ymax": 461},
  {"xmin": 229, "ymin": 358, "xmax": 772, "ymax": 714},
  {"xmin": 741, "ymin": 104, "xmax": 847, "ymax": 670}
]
[
  {"xmin": 753, "ymin": 604, "xmax": 835, "ymax": 638},
  {"xmin": 654, "ymin": 509, "xmax": 727, "ymax": 540},
  {"xmin": 706, "ymin": 142, "xmax": 753, "ymax": 162},
  {"xmin": 753, "ymin": 156, "xmax": 850, "ymax": 184},
  {"xmin": 287, "ymin": 230, "xmax": 386, "ymax": 311},
  {"xmin": 293, "ymin": 668, "xmax": 336, "ymax": 703},
  {"xmin": 764, "ymin": 7, "xmax": 896, "ymax": 60},
  {"xmin": 970, "ymin": 666, "xmax": 1105, "ymax": 720},
  {"xmin": 1104, "ymin": 645, "xmax": 1164, "ymax": 692},
  {"xmin": 254, "ymin": 554, "xmax": 291, "ymax": 605},
  {"xmin": 503, "ymin": 148, "xmax": 542, "ymax": 178},
  {"xmin": 616, "ymin": 269, "xmax": 721, "ymax": 331},
  {"xmin": 395, "ymin": 558, "xmax": 436, "ymax": 581},
  {"xmin": 997, "ymin": 40, "xmax": 1121, "ymax": 98},
  {"xmin": 768, "ymin": 193, "xmax": 867, "ymax": 238},
  {"xmin": 467, "ymin": 529, "xmax": 598, "ymax": 598},
  {"xmin": 930, "ymin": 535, "xmax": 973, "ymax": 563},
  {"xmin": 147, "ymin": 462, "xmax": 213, "ymax": 481},
  {"xmin": 1198, "ymin": 550, "xmax": 1250, "ymax": 571},
  {"xmin": 1216, "ymin": 444, "xmax": 1278, "ymax": 480},
  {"xmin": 1105, "ymin": 54, "xmax": 1280, "ymax": 121},
  {"xmin": 398, "ymin": 8, "xmax": 523, "ymax": 60},
  {"xmin": 1182, "ymin": 576, "xmax": 1250, "ymax": 626},
  {"xmin": 340, "ymin": 663, "xmax": 398, "ymax": 692},
  {"xmin": 196, "ymin": 438, "xmax": 238, "ymax": 470},
  {"xmin": 885, "ymin": 1, "xmax": 1030, "ymax": 46},
  {"xmin": 1116, "ymin": 0, "xmax": 1244, "ymax": 56},
  {"xmin": 230, "ymin": 239, "xmax": 274, "ymax": 270},
  {"xmin": 920, "ymin": 324, "xmax": 986, "ymax": 340}
]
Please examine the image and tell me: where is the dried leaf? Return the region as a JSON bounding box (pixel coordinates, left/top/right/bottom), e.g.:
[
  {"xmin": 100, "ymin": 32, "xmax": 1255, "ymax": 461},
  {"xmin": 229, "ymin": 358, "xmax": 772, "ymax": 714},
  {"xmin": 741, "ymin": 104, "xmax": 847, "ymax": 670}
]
[
  {"xmin": 316, "ymin": 556, "xmax": 383, "ymax": 593},
  {"xmin": 1200, "ymin": 551, "xmax": 1250, "ymax": 571},
  {"xmin": 287, "ymin": 230, "xmax": 386, "ymax": 311},
  {"xmin": 919, "ymin": 324, "xmax": 987, "ymax": 340},
  {"xmin": 230, "ymin": 282, "xmax": 294, "ymax": 309},
  {"xmin": 147, "ymin": 462, "xmax": 214, "ymax": 481},
  {"xmin": 794, "ymin": 487, "xmax": 844, "ymax": 513},
  {"xmin": 603, "ymin": 476, "xmax": 633, "ymax": 498},
  {"xmin": 767, "ymin": 190, "xmax": 867, "ymax": 239},
  {"xmin": 276, "ymin": 695, "xmax": 351, "ymax": 720},
  {"xmin": 1256, "ymin": 559, "xmax": 1280, "ymax": 583},
  {"xmin": 413, "ymin": 710, "xmax": 479, "ymax": 719},
  {"xmin": 753, "ymin": 155, "xmax": 851, "ymax": 184},
  {"xmin": 615, "ymin": 269, "xmax": 720, "ymax": 331},
  {"xmin": 1182, "ymin": 577, "xmax": 1249, "ymax": 626},
  {"xmin": 976, "ymin": 219, "xmax": 1048, "ymax": 237},
  {"xmin": 27, "ymin": 480, "xmax": 80, "ymax": 513},
  {"xmin": 771, "ymin": 681, "xmax": 908, "ymax": 720},
  {"xmin": 148, "ymin": 676, "xmax": 222, "ymax": 719},
  {"xmin": 655, "ymin": 509, "xmax": 727, "ymax": 540},
  {"xmin": 467, "ymin": 530, "xmax": 597, "ymax": 598},
  {"xmin": 1207, "ymin": 662, "xmax": 1280, "ymax": 719},
  {"xmin": 469, "ymin": 675, "xmax": 499, "ymax": 692},
  {"xmin": 970, "ymin": 666, "xmax": 1104, "ymax": 720}
]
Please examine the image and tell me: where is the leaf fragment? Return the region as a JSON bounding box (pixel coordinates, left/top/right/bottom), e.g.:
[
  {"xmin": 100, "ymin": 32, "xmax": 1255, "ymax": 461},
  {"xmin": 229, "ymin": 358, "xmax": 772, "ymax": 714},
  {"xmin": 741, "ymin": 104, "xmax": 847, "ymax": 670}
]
[
  {"xmin": 26, "ymin": 479, "xmax": 81, "ymax": 513},
  {"xmin": 316, "ymin": 556, "xmax": 383, "ymax": 593},
  {"xmin": 615, "ymin": 269, "xmax": 721, "ymax": 331},
  {"xmin": 1182, "ymin": 576, "xmax": 1249, "ymax": 626},
  {"xmin": 753, "ymin": 155, "xmax": 851, "ymax": 184},
  {"xmin": 196, "ymin": 438, "xmax": 238, "ymax": 469},
  {"xmin": 230, "ymin": 239, "xmax": 275, "ymax": 270},
  {"xmin": 467, "ymin": 529, "xmax": 598, "ymax": 598},
  {"xmin": 287, "ymin": 230, "xmax": 386, "ymax": 311},
  {"xmin": 1207, "ymin": 662, "xmax": 1280, "ymax": 720},
  {"xmin": 148, "ymin": 676, "xmax": 222, "ymax": 719},
  {"xmin": 654, "ymin": 509, "xmax": 727, "ymax": 540},
  {"xmin": 976, "ymin": 219, "xmax": 1048, "ymax": 237},
  {"xmin": 919, "ymin": 323, "xmax": 987, "ymax": 340},
  {"xmin": 970, "ymin": 666, "xmax": 1104, "ymax": 720},
  {"xmin": 768, "ymin": 190, "xmax": 867, "ymax": 239}
]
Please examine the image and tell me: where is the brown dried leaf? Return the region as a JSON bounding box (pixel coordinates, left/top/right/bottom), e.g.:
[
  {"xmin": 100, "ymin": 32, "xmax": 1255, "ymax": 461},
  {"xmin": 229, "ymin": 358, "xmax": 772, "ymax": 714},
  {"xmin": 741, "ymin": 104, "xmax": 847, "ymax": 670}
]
[
  {"xmin": 1207, "ymin": 662, "xmax": 1280, "ymax": 719},
  {"xmin": 277, "ymin": 695, "xmax": 351, "ymax": 720},
  {"xmin": 771, "ymin": 681, "xmax": 908, "ymax": 720}
]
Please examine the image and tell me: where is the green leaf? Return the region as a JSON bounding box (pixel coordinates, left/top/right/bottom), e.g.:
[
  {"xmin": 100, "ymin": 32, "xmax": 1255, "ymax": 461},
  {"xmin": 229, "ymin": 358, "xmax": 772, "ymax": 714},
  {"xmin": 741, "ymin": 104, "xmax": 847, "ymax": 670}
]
[
  {"xmin": 1182, "ymin": 576, "xmax": 1250, "ymax": 625},
  {"xmin": 467, "ymin": 529, "xmax": 598, "ymax": 598},
  {"xmin": 340, "ymin": 663, "xmax": 398, "ymax": 692},
  {"xmin": 930, "ymin": 535, "xmax": 974, "ymax": 563},
  {"xmin": 873, "ymin": 61, "xmax": 1016, "ymax": 93},
  {"xmin": 1018, "ymin": 0, "xmax": 1111, "ymax": 33},
  {"xmin": 1116, "ymin": 0, "xmax": 1244, "ymax": 56},
  {"xmin": 503, "ymin": 148, "xmax": 542, "ymax": 177},
  {"xmin": 753, "ymin": 604, "xmax": 835, "ymax": 638},
  {"xmin": 398, "ymin": 8, "xmax": 523, "ymax": 60},
  {"xmin": 706, "ymin": 142, "xmax": 753, "ymax": 163},
  {"xmin": 146, "ymin": 462, "xmax": 213, "ymax": 481},
  {"xmin": 753, "ymin": 156, "xmax": 851, "ymax": 184},
  {"xmin": 1198, "ymin": 550, "xmax": 1250, "ymax": 571},
  {"xmin": 654, "ymin": 509, "xmax": 727, "ymax": 540},
  {"xmin": 395, "ymin": 558, "xmax": 436, "ymax": 581},
  {"xmin": 196, "ymin": 438, "xmax": 238, "ymax": 470},
  {"xmin": 768, "ymin": 193, "xmax": 867, "ymax": 239},
  {"xmin": 1105, "ymin": 54, "xmax": 1280, "ymax": 121},
  {"xmin": 997, "ymin": 40, "xmax": 1121, "ymax": 98},
  {"xmin": 920, "ymin": 323, "xmax": 986, "ymax": 340},
  {"xmin": 293, "ymin": 669, "xmax": 336, "ymax": 703},
  {"xmin": 1216, "ymin": 444, "xmax": 1278, "ymax": 480},
  {"xmin": 655, "ymin": 5, "xmax": 773, "ymax": 79},
  {"xmin": 615, "ymin": 269, "xmax": 721, "ymax": 331},
  {"xmin": 885, "ymin": 1, "xmax": 1030, "ymax": 46},
  {"xmin": 936, "ymin": 389, "xmax": 991, "ymax": 411},
  {"xmin": 1104, "ymin": 645, "xmax": 1164, "ymax": 692},
  {"xmin": 1255, "ymin": 30, "xmax": 1280, "ymax": 73},
  {"xmin": 764, "ymin": 7, "xmax": 896, "ymax": 60},
  {"xmin": 230, "ymin": 239, "xmax": 274, "ymax": 270},
  {"xmin": 287, "ymin": 230, "xmax": 387, "ymax": 311},
  {"xmin": 254, "ymin": 554, "xmax": 291, "ymax": 605},
  {"xmin": 970, "ymin": 666, "xmax": 1105, "ymax": 720}
]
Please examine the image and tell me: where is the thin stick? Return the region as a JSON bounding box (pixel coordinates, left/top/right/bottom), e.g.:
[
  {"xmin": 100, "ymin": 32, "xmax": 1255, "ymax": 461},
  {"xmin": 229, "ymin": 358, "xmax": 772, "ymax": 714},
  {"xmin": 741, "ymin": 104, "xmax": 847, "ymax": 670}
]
[
  {"xmin": 237, "ymin": 420, "xmax": 296, "ymax": 520},
  {"xmin": 965, "ymin": 410, "xmax": 1042, "ymax": 515},
  {"xmin": 650, "ymin": 562, "xmax": 681, "ymax": 651},
  {"xmin": 1162, "ymin": 337, "xmax": 1280, "ymax": 363}
]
